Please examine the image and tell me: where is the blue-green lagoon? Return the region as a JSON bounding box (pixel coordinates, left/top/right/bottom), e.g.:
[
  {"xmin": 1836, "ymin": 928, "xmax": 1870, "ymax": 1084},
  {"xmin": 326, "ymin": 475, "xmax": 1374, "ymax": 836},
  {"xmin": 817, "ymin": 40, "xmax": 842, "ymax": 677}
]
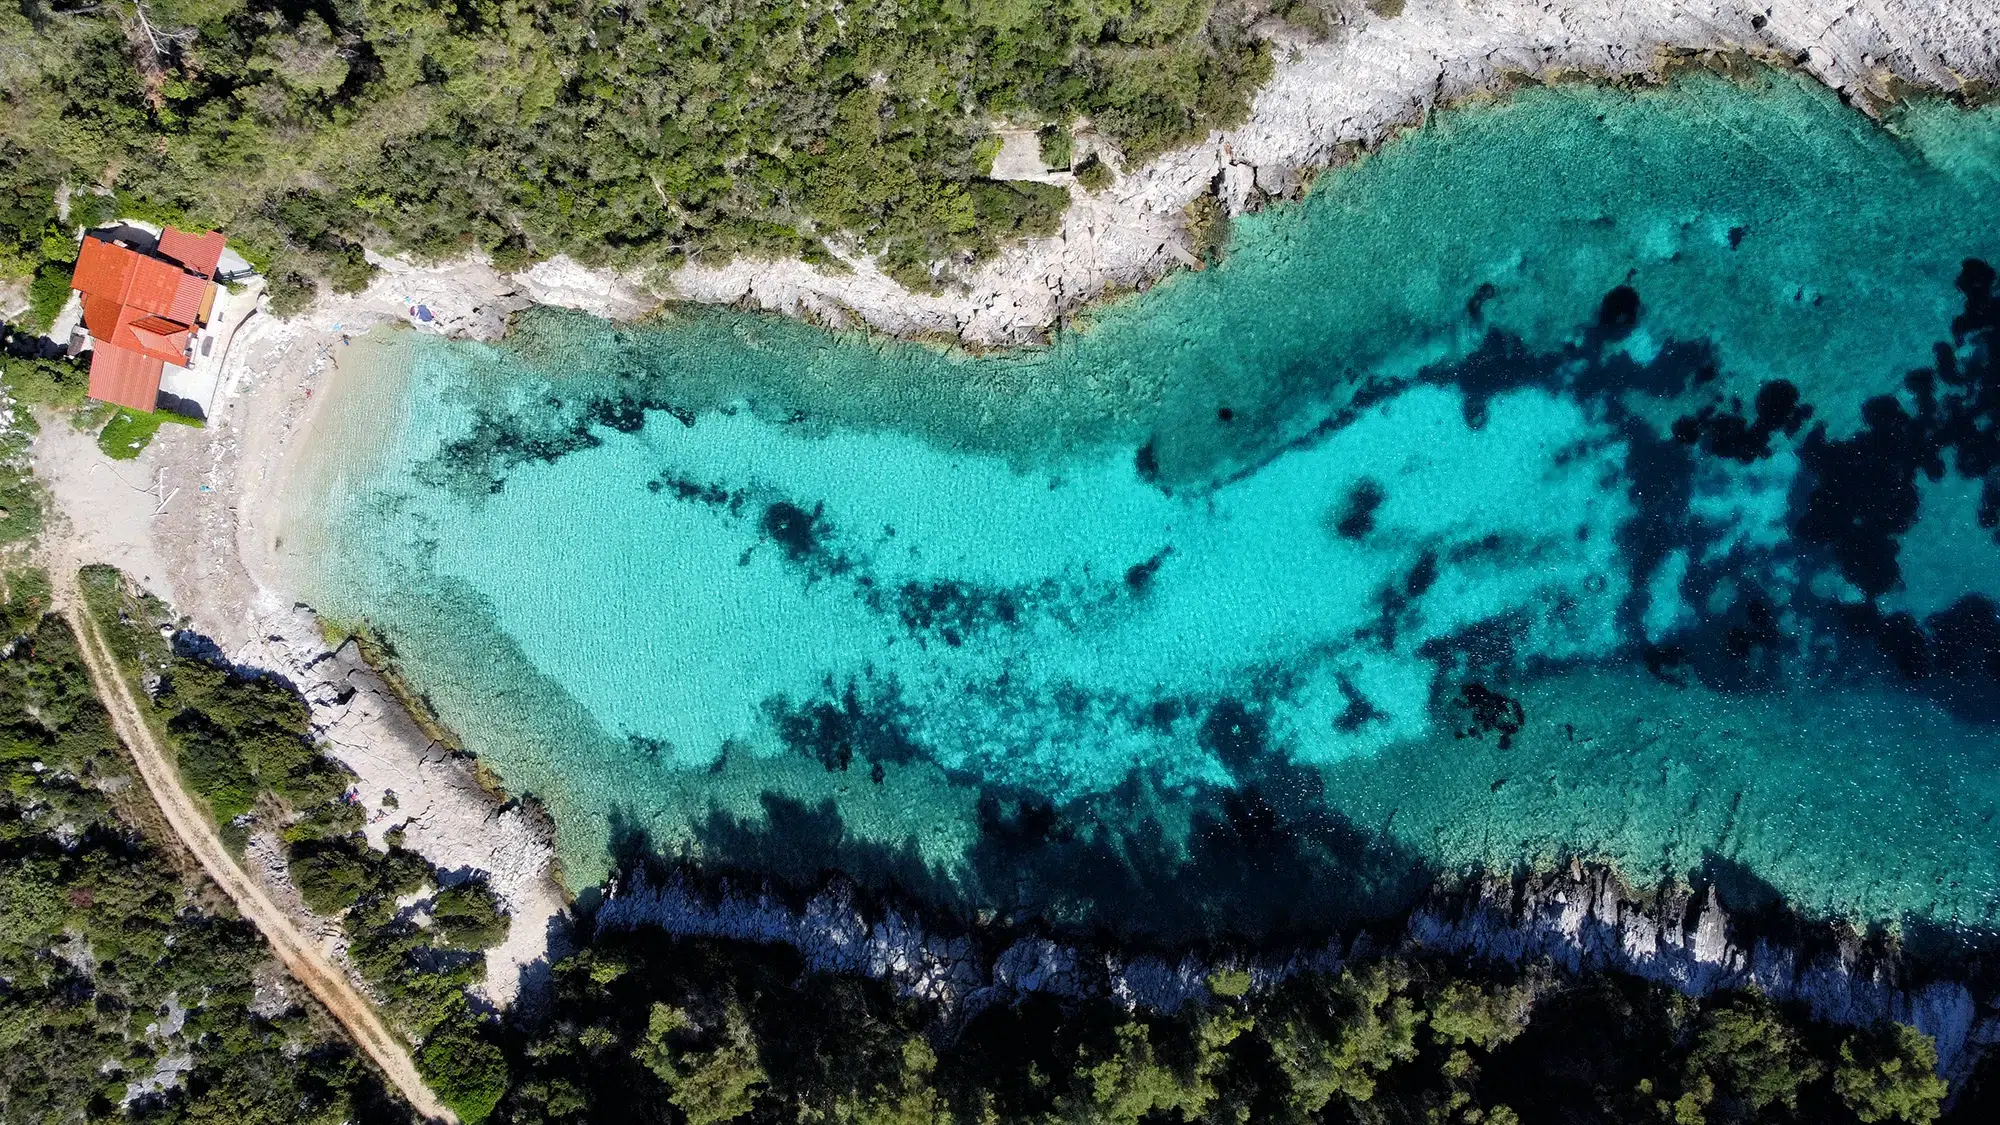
[{"xmin": 280, "ymin": 67, "xmax": 2000, "ymax": 941}]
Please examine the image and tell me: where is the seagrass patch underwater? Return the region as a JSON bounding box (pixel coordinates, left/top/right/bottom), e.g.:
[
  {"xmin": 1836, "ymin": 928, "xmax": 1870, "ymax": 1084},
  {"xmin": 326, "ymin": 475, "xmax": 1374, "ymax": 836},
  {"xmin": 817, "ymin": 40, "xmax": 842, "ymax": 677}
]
[{"xmin": 279, "ymin": 65, "xmax": 2000, "ymax": 941}]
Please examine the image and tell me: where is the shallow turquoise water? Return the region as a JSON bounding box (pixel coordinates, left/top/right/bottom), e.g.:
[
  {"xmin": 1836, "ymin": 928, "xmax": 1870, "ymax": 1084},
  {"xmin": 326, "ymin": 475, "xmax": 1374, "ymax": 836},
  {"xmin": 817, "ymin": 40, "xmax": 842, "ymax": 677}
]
[{"xmin": 282, "ymin": 68, "xmax": 2000, "ymax": 939}]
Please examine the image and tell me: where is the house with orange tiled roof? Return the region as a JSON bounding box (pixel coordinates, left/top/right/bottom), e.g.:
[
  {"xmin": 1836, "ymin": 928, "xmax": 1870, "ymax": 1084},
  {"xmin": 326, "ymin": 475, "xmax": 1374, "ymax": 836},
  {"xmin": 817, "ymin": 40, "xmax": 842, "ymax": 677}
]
[{"xmin": 69, "ymin": 226, "xmax": 227, "ymax": 412}]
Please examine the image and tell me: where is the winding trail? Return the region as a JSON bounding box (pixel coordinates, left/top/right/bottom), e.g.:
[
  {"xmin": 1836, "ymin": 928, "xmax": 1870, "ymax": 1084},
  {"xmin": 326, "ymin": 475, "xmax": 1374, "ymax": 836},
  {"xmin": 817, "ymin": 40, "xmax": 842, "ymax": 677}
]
[{"xmin": 55, "ymin": 574, "xmax": 457, "ymax": 1124}]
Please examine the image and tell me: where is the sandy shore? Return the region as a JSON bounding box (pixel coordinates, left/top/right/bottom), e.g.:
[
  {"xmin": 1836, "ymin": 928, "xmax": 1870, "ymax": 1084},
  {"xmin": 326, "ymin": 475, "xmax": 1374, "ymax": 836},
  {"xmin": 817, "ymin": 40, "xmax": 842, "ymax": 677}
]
[{"xmin": 32, "ymin": 269, "xmax": 571, "ymax": 1009}]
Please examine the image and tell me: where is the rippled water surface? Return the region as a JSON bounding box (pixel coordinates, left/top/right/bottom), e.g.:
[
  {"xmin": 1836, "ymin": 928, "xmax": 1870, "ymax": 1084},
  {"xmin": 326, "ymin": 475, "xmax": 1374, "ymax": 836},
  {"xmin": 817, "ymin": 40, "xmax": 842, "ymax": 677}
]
[{"xmin": 282, "ymin": 68, "xmax": 2000, "ymax": 940}]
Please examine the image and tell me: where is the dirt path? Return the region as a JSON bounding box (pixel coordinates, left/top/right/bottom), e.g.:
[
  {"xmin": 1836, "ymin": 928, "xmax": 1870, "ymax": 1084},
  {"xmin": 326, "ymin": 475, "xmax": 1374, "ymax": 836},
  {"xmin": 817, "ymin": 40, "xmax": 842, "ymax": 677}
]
[{"xmin": 56, "ymin": 577, "xmax": 457, "ymax": 1124}]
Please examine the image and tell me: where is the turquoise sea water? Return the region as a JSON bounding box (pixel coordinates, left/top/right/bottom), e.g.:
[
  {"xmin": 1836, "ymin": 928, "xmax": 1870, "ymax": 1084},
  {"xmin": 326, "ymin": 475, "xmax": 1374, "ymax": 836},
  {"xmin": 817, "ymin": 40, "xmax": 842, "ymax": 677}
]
[{"xmin": 282, "ymin": 67, "xmax": 2000, "ymax": 940}]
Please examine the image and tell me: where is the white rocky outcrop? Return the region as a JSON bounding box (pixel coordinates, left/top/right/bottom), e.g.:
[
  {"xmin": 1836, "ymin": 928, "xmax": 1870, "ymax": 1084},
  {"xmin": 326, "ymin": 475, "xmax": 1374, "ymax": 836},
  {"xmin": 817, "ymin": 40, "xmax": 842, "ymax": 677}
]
[
  {"xmin": 1410, "ymin": 866, "xmax": 2000, "ymax": 1083},
  {"xmin": 222, "ymin": 606, "xmax": 573, "ymax": 1008},
  {"xmin": 599, "ymin": 864, "xmax": 2000, "ymax": 1083}
]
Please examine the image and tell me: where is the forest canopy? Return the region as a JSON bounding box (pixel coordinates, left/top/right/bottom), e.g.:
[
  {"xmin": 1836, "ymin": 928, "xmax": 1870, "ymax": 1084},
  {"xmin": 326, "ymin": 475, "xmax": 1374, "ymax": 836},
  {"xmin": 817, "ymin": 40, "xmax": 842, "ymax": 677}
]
[{"xmin": 0, "ymin": 0, "xmax": 1271, "ymax": 312}]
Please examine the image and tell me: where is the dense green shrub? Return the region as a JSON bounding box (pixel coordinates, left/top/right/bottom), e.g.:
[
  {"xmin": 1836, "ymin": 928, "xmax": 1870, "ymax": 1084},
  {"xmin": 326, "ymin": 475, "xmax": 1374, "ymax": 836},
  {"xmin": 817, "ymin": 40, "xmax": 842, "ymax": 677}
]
[
  {"xmin": 1038, "ymin": 125, "xmax": 1075, "ymax": 170},
  {"xmin": 153, "ymin": 651, "xmax": 346, "ymax": 825},
  {"xmin": 0, "ymin": 148, "xmax": 70, "ymax": 333},
  {"xmin": 1, "ymin": 353, "xmax": 90, "ymax": 411},
  {"xmin": 266, "ymin": 271, "xmax": 319, "ymax": 318},
  {"xmin": 0, "ymin": 0, "xmax": 1270, "ymax": 308},
  {"xmin": 288, "ymin": 841, "xmax": 374, "ymax": 915},
  {"xmin": 968, "ymin": 182, "xmax": 1071, "ymax": 243},
  {"xmin": 0, "ymin": 428, "xmax": 43, "ymax": 546},
  {"xmin": 420, "ymin": 1014, "xmax": 512, "ymax": 1124},
  {"xmin": 1075, "ymin": 156, "xmax": 1117, "ymax": 192},
  {"xmin": 24, "ymin": 266, "xmax": 70, "ymax": 332},
  {"xmin": 0, "ymin": 574, "xmax": 394, "ymax": 1124},
  {"xmin": 432, "ymin": 881, "xmax": 510, "ymax": 951}
]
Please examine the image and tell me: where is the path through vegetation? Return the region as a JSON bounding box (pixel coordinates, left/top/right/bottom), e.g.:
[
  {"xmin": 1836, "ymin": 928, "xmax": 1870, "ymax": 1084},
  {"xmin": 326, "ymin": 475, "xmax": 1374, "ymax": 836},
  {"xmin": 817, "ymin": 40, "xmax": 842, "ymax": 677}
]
[{"xmin": 55, "ymin": 572, "xmax": 456, "ymax": 1124}]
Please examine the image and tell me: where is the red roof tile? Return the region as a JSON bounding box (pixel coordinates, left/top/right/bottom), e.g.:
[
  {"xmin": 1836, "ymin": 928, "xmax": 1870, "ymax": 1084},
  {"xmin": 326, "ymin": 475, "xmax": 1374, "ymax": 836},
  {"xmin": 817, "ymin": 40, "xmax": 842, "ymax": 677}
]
[
  {"xmin": 121, "ymin": 254, "xmax": 187, "ymax": 317},
  {"xmin": 70, "ymin": 229, "xmax": 225, "ymax": 406},
  {"xmin": 71, "ymin": 237, "xmax": 136, "ymax": 301},
  {"xmin": 81, "ymin": 294, "xmax": 123, "ymax": 338},
  {"xmin": 128, "ymin": 315, "xmax": 190, "ymax": 357},
  {"xmin": 72, "ymin": 236, "xmax": 197, "ymax": 317},
  {"xmin": 87, "ymin": 344, "xmax": 164, "ymax": 412},
  {"xmin": 157, "ymin": 226, "xmax": 225, "ymax": 279},
  {"xmin": 107, "ymin": 304, "xmax": 192, "ymax": 366},
  {"xmin": 167, "ymin": 272, "xmax": 207, "ymax": 325}
]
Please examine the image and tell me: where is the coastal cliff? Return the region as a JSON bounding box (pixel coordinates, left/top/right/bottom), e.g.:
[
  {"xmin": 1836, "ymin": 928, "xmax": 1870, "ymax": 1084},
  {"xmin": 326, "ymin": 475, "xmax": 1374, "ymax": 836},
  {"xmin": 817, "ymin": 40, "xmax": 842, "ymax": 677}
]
[{"xmin": 598, "ymin": 862, "xmax": 2000, "ymax": 1083}]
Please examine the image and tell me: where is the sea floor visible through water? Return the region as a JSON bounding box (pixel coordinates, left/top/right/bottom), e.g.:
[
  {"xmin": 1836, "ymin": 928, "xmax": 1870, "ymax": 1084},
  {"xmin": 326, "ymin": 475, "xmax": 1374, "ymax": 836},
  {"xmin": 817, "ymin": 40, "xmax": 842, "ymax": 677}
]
[{"xmin": 278, "ymin": 66, "xmax": 2000, "ymax": 943}]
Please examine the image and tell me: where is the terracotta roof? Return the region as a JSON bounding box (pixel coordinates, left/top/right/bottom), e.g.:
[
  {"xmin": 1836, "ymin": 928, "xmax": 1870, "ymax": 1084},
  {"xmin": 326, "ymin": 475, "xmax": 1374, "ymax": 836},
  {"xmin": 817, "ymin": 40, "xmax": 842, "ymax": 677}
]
[
  {"xmin": 87, "ymin": 344, "xmax": 164, "ymax": 412},
  {"xmin": 157, "ymin": 226, "xmax": 225, "ymax": 279},
  {"xmin": 72, "ymin": 236, "xmax": 198, "ymax": 319},
  {"xmin": 70, "ymin": 236, "xmax": 135, "ymax": 301},
  {"xmin": 128, "ymin": 315, "xmax": 190, "ymax": 357},
  {"xmin": 81, "ymin": 294, "xmax": 123, "ymax": 339},
  {"xmin": 83, "ymin": 297, "xmax": 192, "ymax": 366},
  {"xmin": 167, "ymin": 272, "xmax": 207, "ymax": 325},
  {"xmin": 70, "ymin": 227, "xmax": 227, "ymax": 408},
  {"xmin": 106, "ymin": 304, "xmax": 193, "ymax": 365}
]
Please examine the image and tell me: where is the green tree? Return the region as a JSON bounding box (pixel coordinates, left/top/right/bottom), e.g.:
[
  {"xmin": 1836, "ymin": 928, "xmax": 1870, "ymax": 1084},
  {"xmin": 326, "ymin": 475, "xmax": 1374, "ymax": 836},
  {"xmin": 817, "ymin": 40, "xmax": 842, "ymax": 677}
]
[
  {"xmin": 834, "ymin": 1038, "xmax": 955, "ymax": 1125},
  {"xmin": 431, "ymin": 879, "xmax": 509, "ymax": 950},
  {"xmin": 1267, "ymin": 963, "xmax": 1423, "ymax": 1115},
  {"xmin": 636, "ymin": 1001, "xmax": 770, "ymax": 1125},
  {"xmin": 1207, "ymin": 967, "xmax": 1252, "ymax": 998},
  {"xmin": 1058, "ymin": 1008, "xmax": 1249, "ymax": 1125},
  {"xmin": 1683, "ymin": 992, "xmax": 1823, "ymax": 1116},
  {"xmin": 287, "ymin": 840, "xmax": 373, "ymax": 915},
  {"xmin": 1834, "ymin": 1023, "xmax": 1949, "ymax": 1124},
  {"xmin": 418, "ymin": 1014, "xmax": 511, "ymax": 1124},
  {"xmin": 1427, "ymin": 980, "xmax": 1531, "ymax": 1051}
]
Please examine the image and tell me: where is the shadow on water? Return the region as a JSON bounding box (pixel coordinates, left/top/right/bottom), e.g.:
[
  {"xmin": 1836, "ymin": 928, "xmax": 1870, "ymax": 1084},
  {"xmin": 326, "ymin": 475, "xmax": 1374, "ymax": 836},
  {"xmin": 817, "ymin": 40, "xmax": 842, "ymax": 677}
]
[{"xmin": 601, "ymin": 718, "xmax": 1438, "ymax": 948}]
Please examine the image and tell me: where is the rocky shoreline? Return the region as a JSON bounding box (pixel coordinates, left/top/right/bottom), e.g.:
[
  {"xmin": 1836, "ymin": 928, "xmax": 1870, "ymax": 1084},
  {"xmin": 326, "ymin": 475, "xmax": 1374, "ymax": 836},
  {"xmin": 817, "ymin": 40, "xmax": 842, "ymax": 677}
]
[
  {"xmin": 635, "ymin": 0, "xmax": 2000, "ymax": 345},
  {"xmin": 220, "ymin": 608, "xmax": 573, "ymax": 1006},
  {"xmin": 1410, "ymin": 868, "xmax": 1999, "ymax": 1083},
  {"xmin": 597, "ymin": 861, "xmax": 2000, "ymax": 1084},
  {"xmin": 291, "ymin": 2, "xmax": 2000, "ymax": 351},
  {"xmin": 27, "ymin": 302, "xmax": 576, "ymax": 1010}
]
